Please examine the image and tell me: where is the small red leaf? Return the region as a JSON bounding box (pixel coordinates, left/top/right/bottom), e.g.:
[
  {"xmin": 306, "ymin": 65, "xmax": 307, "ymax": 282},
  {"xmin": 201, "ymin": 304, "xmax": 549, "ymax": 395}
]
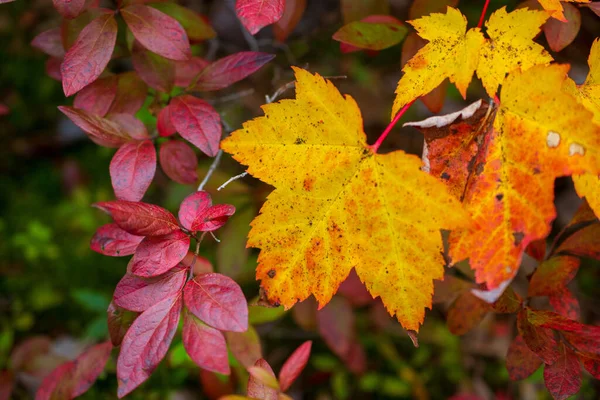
[
  {"xmin": 114, "ymin": 265, "xmax": 187, "ymax": 312},
  {"xmin": 279, "ymin": 340, "xmax": 312, "ymax": 391},
  {"xmin": 91, "ymin": 223, "xmax": 144, "ymax": 256},
  {"xmin": 183, "ymin": 273, "xmax": 248, "ymax": 332},
  {"xmin": 188, "ymin": 52, "xmax": 275, "ymax": 92},
  {"xmin": 61, "ymin": 13, "xmax": 118, "ymax": 96},
  {"xmin": 150, "ymin": 2, "xmax": 216, "ymax": 42},
  {"xmin": 107, "ymin": 114, "xmax": 149, "ymax": 140},
  {"xmin": 447, "ymin": 291, "xmax": 491, "ymax": 335},
  {"xmin": 581, "ymin": 354, "xmax": 600, "ymax": 379},
  {"xmin": 31, "ymin": 27, "xmax": 65, "ymax": 58},
  {"xmin": 117, "ymin": 295, "xmax": 182, "ymax": 398},
  {"xmin": 526, "ymin": 238, "xmax": 547, "ymax": 262},
  {"xmin": 70, "ymin": 341, "xmax": 113, "ymax": 397},
  {"xmin": 543, "ymin": 342, "xmax": 581, "ymax": 400},
  {"xmin": 549, "ymin": 288, "xmax": 580, "ymax": 320},
  {"xmin": 131, "ymin": 41, "xmax": 175, "ymax": 93},
  {"xmin": 273, "ymin": 0, "xmax": 307, "ymax": 42},
  {"xmin": 337, "ymin": 269, "xmax": 373, "ymax": 306},
  {"xmin": 528, "ymin": 255, "xmax": 580, "ymax": 297},
  {"xmin": 317, "ymin": 296, "xmax": 354, "ymax": 359},
  {"xmin": 53, "ymin": 0, "xmax": 85, "ymax": 19},
  {"xmin": 506, "ymin": 335, "xmax": 543, "ymax": 380},
  {"xmin": 159, "ymin": 140, "xmax": 198, "ymax": 184},
  {"xmin": 107, "ymin": 302, "xmax": 138, "ymax": 347},
  {"xmin": 121, "ymin": 4, "xmax": 191, "ymax": 61},
  {"xmin": 130, "ymin": 231, "xmax": 190, "ymax": 277},
  {"xmin": 157, "ymin": 106, "xmax": 177, "ymax": 137},
  {"xmin": 225, "ymin": 326, "xmax": 263, "ymax": 368},
  {"xmin": 556, "ymin": 224, "xmax": 600, "ymax": 259},
  {"xmin": 247, "ymin": 359, "xmax": 278, "ymax": 400},
  {"xmin": 36, "ymin": 361, "xmax": 75, "ymax": 400},
  {"xmin": 169, "ymin": 95, "xmax": 221, "ymax": 157},
  {"xmin": 526, "ymin": 309, "xmax": 600, "ymax": 336},
  {"xmin": 182, "ymin": 312, "xmax": 230, "ymax": 374},
  {"xmin": 178, "ymin": 191, "xmax": 235, "ymax": 232},
  {"xmin": 93, "ymin": 200, "xmax": 179, "ymax": 236},
  {"xmin": 517, "ymin": 308, "xmax": 559, "ymax": 364},
  {"xmin": 73, "ymin": 75, "xmax": 118, "ymax": 117},
  {"xmin": 110, "ymin": 140, "xmax": 156, "ymax": 201},
  {"xmin": 108, "ymin": 72, "xmax": 148, "ymax": 115},
  {"xmin": 46, "ymin": 57, "xmax": 63, "ymax": 81},
  {"xmin": 174, "ymin": 56, "xmax": 209, "ymax": 87},
  {"xmin": 59, "ymin": 105, "xmax": 130, "ymax": 148},
  {"xmin": 235, "ymin": 0, "xmax": 284, "ymax": 35},
  {"xmin": 544, "ymin": 3, "xmax": 581, "ymax": 52}
]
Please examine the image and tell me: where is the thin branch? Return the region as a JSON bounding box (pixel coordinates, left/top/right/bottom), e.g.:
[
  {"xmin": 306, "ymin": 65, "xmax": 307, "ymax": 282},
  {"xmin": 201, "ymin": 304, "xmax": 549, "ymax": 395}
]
[
  {"xmin": 370, "ymin": 100, "xmax": 415, "ymax": 153},
  {"xmin": 477, "ymin": 0, "xmax": 491, "ymax": 29},
  {"xmin": 212, "ymin": 88, "xmax": 256, "ymax": 105},
  {"xmin": 218, "ymin": 172, "xmax": 248, "ymax": 191},
  {"xmin": 198, "ymin": 150, "xmax": 223, "ymax": 191}
]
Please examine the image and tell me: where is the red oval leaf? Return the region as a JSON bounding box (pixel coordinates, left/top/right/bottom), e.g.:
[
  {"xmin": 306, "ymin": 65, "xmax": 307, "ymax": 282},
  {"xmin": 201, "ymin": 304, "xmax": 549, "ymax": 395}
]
[
  {"xmin": 91, "ymin": 223, "xmax": 144, "ymax": 256},
  {"xmin": 174, "ymin": 56, "xmax": 209, "ymax": 87},
  {"xmin": 543, "ymin": 342, "xmax": 581, "ymax": 400},
  {"xmin": 114, "ymin": 265, "xmax": 187, "ymax": 311},
  {"xmin": 235, "ymin": 0, "xmax": 284, "ymax": 35},
  {"xmin": 544, "ymin": 3, "xmax": 581, "ymax": 53},
  {"xmin": 36, "ymin": 361, "xmax": 75, "ymax": 400},
  {"xmin": 279, "ymin": 340, "xmax": 312, "ymax": 391},
  {"xmin": 117, "ymin": 295, "xmax": 182, "ymax": 398},
  {"xmin": 183, "ymin": 273, "xmax": 248, "ymax": 332},
  {"xmin": 70, "ymin": 341, "xmax": 113, "ymax": 397},
  {"xmin": 93, "ymin": 200, "xmax": 179, "ymax": 236},
  {"xmin": 157, "ymin": 106, "xmax": 177, "ymax": 137},
  {"xmin": 110, "ymin": 140, "xmax": 157, "ymax": 202},
  {"xmin": 159, "ymin": 140, "xmax": 198, "ymax": 184},
  {"xmin": 130, "ymin": 231, "xmax": 190, "ymax": 277},
  {"xmin": 273, "ymin": 0, "xmax": 307, "ymax": 42},
  {"xmin": 178, "ymin": 191, "xmax": 235, "ymax": 232},
  {"xmin": 61, "ymin": 13, "xmax": 118, "ymax": 96},
  {"xmin": 73, "ymin": 75, "xmax": 118, "ymax": 117},
  {"xmin": 121, "ymin": 4, "xmax": 191, "ymax": 61},
  {"xmin": 131, "ymin": 41, "xmax": 175, "ymax": 93},
  {"xmin": 107, "ymin": 114, "xmax": 149, "ymax": 140},
  {"xmin": 59, "ymin": 105, "xmax": 130, "ymax": 148},
  {"xmin": 169, "ymin": 95, "xmax": 221, "ymax": 157},
  {"xmin": 53, "ymin": 0, "xmax": 85, "ymax": 19},
  {"xmin": 31, "ymin": 27, "xmax": 65, "ymax": 58},
  {"xmin": 188, "ymin": 52, "xmax": 275, "ymax": 92},
  {"xmin": 506, "ymin": 335, "xmax": 543, "ymax": 380},
  {"xmin": 182, "ymin": 312, "xmax": 230, "ymax": 374}
]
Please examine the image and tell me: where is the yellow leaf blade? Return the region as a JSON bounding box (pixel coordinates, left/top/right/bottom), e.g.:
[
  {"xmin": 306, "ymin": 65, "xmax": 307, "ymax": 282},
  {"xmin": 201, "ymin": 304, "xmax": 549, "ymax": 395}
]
[
  {"xmin": 391, "ymin": 7, "xmax": 484, "ymax": 116},
  {"xmin": 476, "ymin": 7, "xmax": 552, "ymax": 97},
  {"xmin": 222, "ymin": 68, "xmax": 469, "ymax": 331}
]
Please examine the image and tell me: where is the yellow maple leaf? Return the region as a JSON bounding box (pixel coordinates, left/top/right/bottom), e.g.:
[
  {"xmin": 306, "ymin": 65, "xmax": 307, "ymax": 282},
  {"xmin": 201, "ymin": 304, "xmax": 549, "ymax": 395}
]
[
  {"xmin": 221, "ymin": 68, "xmax": 469, "ymax": 331},
  {"xmin": 538, "ymin": 0, "xmax": 590, "ymax": 22},
  {"xmin": 449, "ymin": 64, "xmax": 600, "ymax": 287},
  {"xmin": 564, "ymin": 39, "xmax": 600, "ymax": 217},
  {"xmin": 476, "ymin": 7, "xmax": 551, "ymax": 97},
  {"xmin": 392, "ymin": 7, "xmax": 484, "ymax": 116},
  {"xmin": 392, "ymin": 7, "xmax": 552, "ymax": 116}
]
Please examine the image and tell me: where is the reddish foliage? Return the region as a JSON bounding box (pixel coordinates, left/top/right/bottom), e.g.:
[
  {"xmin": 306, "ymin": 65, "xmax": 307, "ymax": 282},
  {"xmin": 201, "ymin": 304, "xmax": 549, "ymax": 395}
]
[
  {"xmin": 157, "ymin": 106, "xmax": 177, "ymax": 137},
  {"xmin": 247, "ymin": 359, "xmax": 278, "ymax": 400},
  {"xmin": 90, "ymin": 223, "xmax": 144, "ymax": 257},
  {"xmin": 174, "ymin": 56, "xmax": 209, "ymax": 87},
  {"xmin": 506, "ymin": 335, "xmax": 542, "ymax": 380},
  {"xmin": 543, "ymin": 342, "xmax": 581, "ymax": 400},
  {"xmin": 114, "ymin": 265, "xmax": 187, "ymax": 312},
  {"xmin": 188, "ymin": 52, "xmax": 275, "ymax": 91},
  {"xmin": 549, "ymin": 288, "xmax": 580, "ymax": 320},
  {"xmin": 131, "ymin": 42, "xmax": 175, "ymax": 93},
  {"xmin": 107, "ymin": 302, "xmax": 138, "ymax": 347},
  {"xmin": 53, "ymin": 0, "xmax": 86, "ymax": 19},
  {"xmin": 178, "ymin": 191, "xmax": 236, "ymax": 232},
  {"xmin": 273, "ymin": 0, "xmax": 307, "ymax": 42},
  {"xmin": 529, "ymin": 255, "xmax": 580, "ymax": 296},
  {"xmin": 182, "ymin": 312, "xmax": 230, "ymax": 374},
  {"xmin": 61, "ymin": 13, "xmax": 118, "ymax": 96},
  {"xmin": 279, "ymin": 341, "xmax": 312, "ymax": 391},
  {"xmin": 73, "ymin": 75, "xmax": 118, "ymax": 116},
  {"xmin": 109, "ymin": 140, "xmax": 156, "ymax": 202},
  {"xmin": 93, "ymin": 201, "xmax": 179, "ymax": 236},
  {"xmin": 447, "ymin": 291, "xmax": 491, "ymax": 335},
  {"xmin": 225, "ymin": 326, "xmax": 263, "ymax": 368},
  {"xmin": 121, "ymin": 5, "xmax": 191, "ymax": 61},
  {"xmin": 59, "ymin": 105, "xmax": 130, "ymax": 148},
  {"xmin": 108, "ymin": 72, "xmax": 148, "ymax": 115},
  {"xmin": 130, "ymin": 231, "xmax": 190, "ymax": 277},
  {"xmin": 31, "ymin": 27, "xmax": 65, "ymax": 58},
  {"xmin": 169, "ymin": 95, "xmax": 222, "ymax": 157},
  {"xmin": 0, "ymin": 371, "xmax": 13, "ymax": 400},
  {"xmin": 107, "ymin": 114, "xmax": 149, "ymax": 140},
  {"xmin": 159, "ymin": 140, "xmax": 198, "ymax": 184},
  {"xmin": 517, "ymin": 308, "xmax": 559, "ymax": 364},
  {"xmin": 117, "ymin": 295, "xmax": 182, "ymax": 398},
  {"xmin": 235, "ymin": 0, "xmax": 285, "ymax": 35},
  {"xmin": 183, "ymin": 273, "xmax": 248, "ymax": 332}
]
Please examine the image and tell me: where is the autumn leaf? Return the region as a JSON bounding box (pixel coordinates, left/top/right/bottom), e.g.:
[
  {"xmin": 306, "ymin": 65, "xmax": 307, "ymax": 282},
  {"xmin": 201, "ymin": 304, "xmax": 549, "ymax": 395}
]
[
  {"xmin": 131, "ymin": 42, "xmax": 175, "ymax": 93},
  {"xmin": 475, "ymin": 7, "xmax": 551, "ymax": 97},
  {"xmin": 61, "ymin": 13, "xmax": 118, "ymax": 97},
  {"xmin": 225, "ymin": 326, "xmax": 263, "ymax": 368},
  {"xmin": 150, "ymin": 2, "xmax": 216, "ymax": 42},
  {"xmin": 53, "ymin": 0, "xmax": 85, "ymax": 20},
  {"xmin": 108, "ymin": 72, "xmax": 148, "ymax": 115},
  {"xmin": 109, "ymin": 139, "xmax": 156, "ymax": 202},
  {"xmin": 543, "ymin": 3, "xmax": 581, "ymax": 52},
  {"xmin": 247, "ymin": 359, "xmax": 279, "ymax": 399},
  {"xmin": 221, "ymin": 67, "xmax": 469, "ymax": 331},
  {"xmin": 392, "ymin": 7, "xmax": 551, "ymax": 116},
  {"xmin": 182, "ymin": 312, "xmax": 230, "ymax": 374},
  {"xmin": 235, "ymin": 0, "xmax": 284, "ymax": 35},
  {"xmin": 159, "ymin": 140, "xmax": 198, "ymax": 185},
  {"xmin": 169, "ymin": 95, "xmax": 221, "ymax": 157},
  {"xmin": 73, "ymin": 75, "xmax": 118, "ymax": 117},
  {"xmin": 279, "ymin": 341, "xmax": 312, "ymax": 391},
  {"xmin": 333, "ymin": 15, "xmax": 408, "ymax": 51},
  {"xmin": 506, "ymin": 335, "xmax": 543, "ymax": 380},
  {"xmin": 412, "ymin": 65, "xmax": 600, "ymax": 289},
  {"xmin": 31, "ymin": 27, "xmax": 65, "ymax": 58},
  {"xmin": 91, "ymin": 223, "xmax": 144, "ymax": 257},
  {"xmin": 538, "ymin": 0, "xmax": 590, "ymax": 22},
  {"xmin": 59, "ymin": 106, "xmax": 130, "ymax": 148},
  {"xmin": 130, "ymin": 231, "xmax": 190, "ymax": 277},
  {"xmin": 543, "ymin": 342, "xmax": 581, "ymax": 400}
]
